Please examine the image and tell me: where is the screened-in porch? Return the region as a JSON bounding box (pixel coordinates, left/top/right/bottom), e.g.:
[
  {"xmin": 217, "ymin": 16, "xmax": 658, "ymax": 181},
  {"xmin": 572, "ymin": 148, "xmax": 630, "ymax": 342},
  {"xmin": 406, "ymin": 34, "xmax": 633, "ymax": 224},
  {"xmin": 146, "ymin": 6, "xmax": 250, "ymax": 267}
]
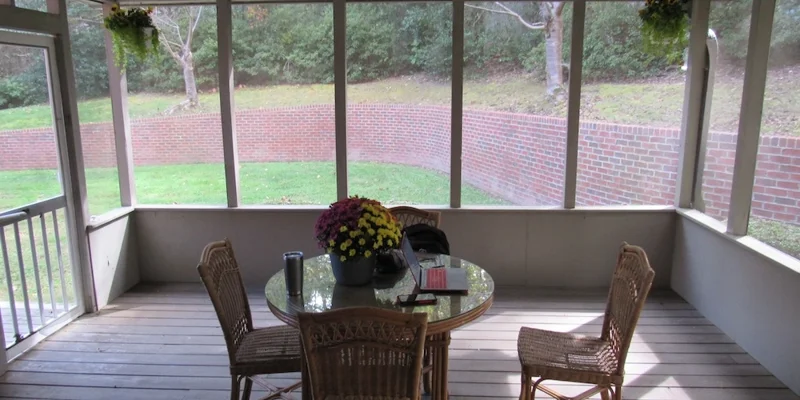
[{"xmin": 0, "ymin": 0, "xmax": 799, "ymax": 398}]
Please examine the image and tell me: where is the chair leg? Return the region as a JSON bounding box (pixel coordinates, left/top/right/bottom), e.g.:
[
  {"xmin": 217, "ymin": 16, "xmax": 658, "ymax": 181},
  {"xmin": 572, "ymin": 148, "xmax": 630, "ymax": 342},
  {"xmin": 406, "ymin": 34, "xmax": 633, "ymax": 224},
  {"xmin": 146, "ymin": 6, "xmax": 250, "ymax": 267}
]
[
  {"xmin": 531, "ymin": 377, "xmax": 543, "ymax": 399},
  {"xmin": 230, "ymin": 375, "xmax": 241, "ymax": 400},
  {"xmin": 600, "ymin": 388, "xmax": 611, "ymax": 400},
  {"xmin": 242, "ymin": 377, "xmax": 253, "ymax": 400},
  {"xmin": 423, "ymin": 348, "xmax": 432, "ymax": 394},
  {"xmin": 519, "ymin": 372, "xmax": 531, "ymax": 400},
  {"xmin": 613, "ymin": 384, "xmax": 622, "ymax": 400}
]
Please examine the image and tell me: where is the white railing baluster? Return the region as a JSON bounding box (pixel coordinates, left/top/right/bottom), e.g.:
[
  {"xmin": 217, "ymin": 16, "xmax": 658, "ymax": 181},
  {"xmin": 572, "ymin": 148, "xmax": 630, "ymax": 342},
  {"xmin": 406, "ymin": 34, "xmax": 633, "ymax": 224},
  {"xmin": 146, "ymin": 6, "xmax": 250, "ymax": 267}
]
[
  {"xmin": 51, "ymin": 211, "xmax": 69, "ymax": 313},
  {"xmin": 39, "ymin": 215, "xmax": 57, "ymax": 316},
  {"xmin": 1, "ymin": 197, "xmax": 73, "ymax": 348},
  {"xmin": 0, "ymin": 228, "xmax": 21, "ymax": 343},
  {"xmin": 12, "ymin": 223, "xmax": 34, "ymax": 335},
  {"xmin": 26, "ymin": 217, "xmax": 46, "ymax": 327}
]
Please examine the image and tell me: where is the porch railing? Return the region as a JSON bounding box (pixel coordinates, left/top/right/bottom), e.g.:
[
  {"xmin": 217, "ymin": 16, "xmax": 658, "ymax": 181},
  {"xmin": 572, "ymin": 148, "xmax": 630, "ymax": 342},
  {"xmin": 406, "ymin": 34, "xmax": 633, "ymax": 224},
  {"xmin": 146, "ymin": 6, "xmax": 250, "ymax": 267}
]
[{"xmin": 0, "ymin": 196, "xmax": 76, "ymax": 348}]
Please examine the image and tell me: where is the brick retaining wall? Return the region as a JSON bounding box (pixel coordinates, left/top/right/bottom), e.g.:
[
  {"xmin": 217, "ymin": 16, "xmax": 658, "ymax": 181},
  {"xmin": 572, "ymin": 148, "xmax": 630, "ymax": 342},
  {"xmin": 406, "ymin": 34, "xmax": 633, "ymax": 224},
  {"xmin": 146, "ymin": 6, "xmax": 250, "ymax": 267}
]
[{"xmin": 1, "ymin": 105, "xmax": 798, "ymax": 224}]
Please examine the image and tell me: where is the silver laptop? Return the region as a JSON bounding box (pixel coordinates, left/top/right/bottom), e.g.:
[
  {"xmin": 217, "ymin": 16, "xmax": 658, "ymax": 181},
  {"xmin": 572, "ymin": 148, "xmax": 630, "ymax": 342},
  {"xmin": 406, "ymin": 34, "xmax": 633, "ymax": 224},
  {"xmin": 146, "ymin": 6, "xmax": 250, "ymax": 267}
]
[{"xmin": 401, "ymin": 235, "xmax": 469, "ymax": 294}]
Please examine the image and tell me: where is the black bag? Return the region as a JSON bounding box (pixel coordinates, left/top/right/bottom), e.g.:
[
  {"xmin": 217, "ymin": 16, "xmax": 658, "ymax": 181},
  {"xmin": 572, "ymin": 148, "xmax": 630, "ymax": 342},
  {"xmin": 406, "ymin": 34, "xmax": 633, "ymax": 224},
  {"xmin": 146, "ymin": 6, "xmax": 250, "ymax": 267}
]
[
  {"xmin": 404, "ymin": 223, "xmax": 450, "ymax": 255},
  {"xmin": 376, "ymin": 249, "xmax": 406, "ymax": 274}
]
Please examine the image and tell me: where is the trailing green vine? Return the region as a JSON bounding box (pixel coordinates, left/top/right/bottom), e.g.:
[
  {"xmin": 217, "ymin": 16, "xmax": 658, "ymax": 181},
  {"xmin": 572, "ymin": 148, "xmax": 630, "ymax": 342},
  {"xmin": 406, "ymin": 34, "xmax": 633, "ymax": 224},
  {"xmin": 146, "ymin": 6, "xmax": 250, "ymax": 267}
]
[
  {"xmin": 103, "ymin": 5, "xmax": 160, "ymax": 72},
  {"xmin": 639, "ymin": 0, "xmax": 691, "ymax": 61}
]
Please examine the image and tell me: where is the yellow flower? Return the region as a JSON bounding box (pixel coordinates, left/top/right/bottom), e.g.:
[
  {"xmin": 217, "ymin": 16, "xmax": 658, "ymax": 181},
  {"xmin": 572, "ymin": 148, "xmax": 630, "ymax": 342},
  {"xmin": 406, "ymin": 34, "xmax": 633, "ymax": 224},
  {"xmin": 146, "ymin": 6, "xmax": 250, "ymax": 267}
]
[
  {"xmin": 368, "ymin": 228, "xmax": 376, "ymax": 235},
  {"xmin": 345, "ymin": 239, "xmax": 352, "ymax": 246},
  {"xmin": 373, "ymin": 242, "xmax": 379, "ymax": 249},
  {"xmin": 340, "ymin": 242, "xmax": 348, "ymax": 251},
  {"xmin": 340, "ymin": 255, "xmax": 346, "ymax": 262},
  {"xmin": 349, "ymin": 230, "xmax": 358, "ymax": 238},
  {"xmin": 364, "ymin": 250, "xmax": 372, "ymax": 258},
  {"xmin": 329, "ymin": 239, "xmax": 335, "ymax": 246},
  {"xmin": 349, "ymin": 249, "xmax": 356, "ymax": 256},
  {"xmin": 387, "ymin": 239, "xmax": 393, "ymax": 247},
  {"xmin": 340, "ymin": 225, "xmax": 348, "ymax": 232},
  {"xmin": 358, "ymin": 238, "xmax": 366, "ymax": 246},
  {"xmin": 111, "ymin": 4, "xmax": 119, "ymax": 11}
]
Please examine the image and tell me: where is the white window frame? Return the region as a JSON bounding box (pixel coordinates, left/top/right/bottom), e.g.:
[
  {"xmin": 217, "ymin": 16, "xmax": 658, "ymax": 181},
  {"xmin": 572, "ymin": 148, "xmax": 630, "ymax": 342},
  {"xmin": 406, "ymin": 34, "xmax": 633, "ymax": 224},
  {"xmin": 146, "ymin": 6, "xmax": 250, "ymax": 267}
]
[{"xmin": 94, "ymin": 0, "xmax": 799, "ymax": 266}]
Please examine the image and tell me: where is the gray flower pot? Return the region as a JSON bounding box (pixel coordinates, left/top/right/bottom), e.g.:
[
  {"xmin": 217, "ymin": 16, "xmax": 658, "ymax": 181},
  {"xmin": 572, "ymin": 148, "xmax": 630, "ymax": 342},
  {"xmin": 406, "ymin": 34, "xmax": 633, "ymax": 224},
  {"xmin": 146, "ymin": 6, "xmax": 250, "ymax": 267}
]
[{"xmin": 330, "ymin": 255, "xmax": 376, "ymax": 286}]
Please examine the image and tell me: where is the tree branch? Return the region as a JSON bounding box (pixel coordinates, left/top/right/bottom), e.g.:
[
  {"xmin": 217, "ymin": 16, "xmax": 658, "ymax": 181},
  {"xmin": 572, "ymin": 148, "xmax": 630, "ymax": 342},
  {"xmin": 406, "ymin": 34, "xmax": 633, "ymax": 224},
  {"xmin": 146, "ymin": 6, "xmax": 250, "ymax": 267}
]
[
  {"xmin": 186, "ymin": 7, "xmax": 203, "ymax": 50},
  {"xmin": 162, "ymin": 38, "xmax": 184, "ymax": 49},
  {"xmin": 465, "ymin": 2, "xmax": 545, "ymax": 30},
  {"xmin": 552, "ymin": 1, "xmax": 566, "ymax": 17},
  {"xmin": 191, "ymin": 8, "xmax": 203, "ymax": 35},
  {"xmin": 153, "ymin": 11, "xmax": 185, "ymax": 46},
  {"xmin": 160, "ymin": 39, "xmax": 183, "ymax": 64},
  {"xmin": 465, "ymin": 3, "xmax": 514, "ymax": 15},
  {"xmin": 185, "ymin": 9, "xmax": 194, "ymax": 49}
]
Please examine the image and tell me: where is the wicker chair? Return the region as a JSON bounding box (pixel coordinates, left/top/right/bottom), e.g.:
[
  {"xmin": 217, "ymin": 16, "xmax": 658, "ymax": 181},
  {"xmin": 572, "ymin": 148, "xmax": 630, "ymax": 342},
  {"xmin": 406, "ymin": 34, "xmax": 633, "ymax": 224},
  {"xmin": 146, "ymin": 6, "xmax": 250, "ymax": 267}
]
[
  {"xmin": 517, "ymin": 243, "xmax": 655, "ymax": 400},
  {"xmin": 198, "ymin": 239, "xmax": 302, "ymax": 400},
  {"xmin": 298, "ymin": 307, "xmax": 429, "ymax": 400},
  {"xmin": 390, "ymin": 206, "xmax": 441, "ymax": 229}
]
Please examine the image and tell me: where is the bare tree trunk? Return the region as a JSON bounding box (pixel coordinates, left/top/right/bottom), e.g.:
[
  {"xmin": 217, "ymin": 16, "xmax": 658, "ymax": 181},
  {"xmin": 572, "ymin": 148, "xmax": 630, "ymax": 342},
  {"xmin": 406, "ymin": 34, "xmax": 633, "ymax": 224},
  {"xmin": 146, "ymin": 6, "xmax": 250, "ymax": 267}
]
[
  {"xmin": 152, "ymin": 7, "xmax": 203, "ymax": 110},
  {"xmin": 181, "ymin": 50, "xmax": 199, "ymax": 107},
  {"xmin": 465, "ymin": 1, "xmax": 566, "ymax": 102},
  {"xmin": 540, "ymin": 2, "xmax": 564, "ymax": 99}
]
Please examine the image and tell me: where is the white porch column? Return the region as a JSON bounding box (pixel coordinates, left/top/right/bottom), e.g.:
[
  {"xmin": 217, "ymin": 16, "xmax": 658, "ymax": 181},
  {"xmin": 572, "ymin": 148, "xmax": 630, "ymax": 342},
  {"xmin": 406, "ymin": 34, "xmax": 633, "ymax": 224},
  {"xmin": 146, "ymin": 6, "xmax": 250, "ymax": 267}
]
[
  {"xmin": 102, "ymin": 4, "xmax": 137, "ymax": 207},
  {"xmin": 450, "ymin": 0, "xmax": 464, "ymax": 208},
  {"xmin": 217, "ymin": 0, "xmax": 240, "ymax": 207},
  {"xmin": 50, "ymin": 0, "xmax": 97, "ymax": 312},
  {"xmin": 334, "ymin": 0, "xmax": 347, "ymax": 200},
  {"xmin": 675, "ymin": 0, "xmax": 711, "ymax": 208},
  {"xmin": 727, "ymin": 0, "xmax": 776, "ymax": 236},
  {"xmin": 563, "ymin": 0, "xmax": 586, "ymax": 209},
  {"xmin": 0, "ymin": 311, "xmax": 6, "ymax": 375}
]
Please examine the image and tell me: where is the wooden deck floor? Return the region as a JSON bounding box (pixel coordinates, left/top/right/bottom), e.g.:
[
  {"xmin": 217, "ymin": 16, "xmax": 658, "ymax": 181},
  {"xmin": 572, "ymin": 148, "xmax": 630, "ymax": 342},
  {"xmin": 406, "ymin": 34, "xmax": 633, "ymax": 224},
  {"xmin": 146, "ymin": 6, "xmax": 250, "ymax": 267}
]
[
  {"xmin": 0, "ymin": 283, "xmax": 796, "ymax": 400},
  {"xmin": 2, "ymin": 303, "xmax": 77, "ymax": 348}
]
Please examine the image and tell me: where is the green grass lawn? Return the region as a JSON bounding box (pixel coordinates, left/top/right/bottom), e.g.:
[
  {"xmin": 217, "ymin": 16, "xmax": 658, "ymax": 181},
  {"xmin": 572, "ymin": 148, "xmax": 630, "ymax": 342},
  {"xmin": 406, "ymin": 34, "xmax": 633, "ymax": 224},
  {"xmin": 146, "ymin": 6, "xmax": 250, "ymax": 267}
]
[
  {"xmin": 0, "ymin": 162, "xmax": 503, "ymax": 304},
  {"xmin": 1, "ymin": 162, "xmax": 507, "ymax": 216},
  {"xmin": 2, "ymin": 72, "xmax": 799, "ymax": 135},
  {"xmin": 748, "ymin": 218, "xmax": 800, "ymax": 259}
]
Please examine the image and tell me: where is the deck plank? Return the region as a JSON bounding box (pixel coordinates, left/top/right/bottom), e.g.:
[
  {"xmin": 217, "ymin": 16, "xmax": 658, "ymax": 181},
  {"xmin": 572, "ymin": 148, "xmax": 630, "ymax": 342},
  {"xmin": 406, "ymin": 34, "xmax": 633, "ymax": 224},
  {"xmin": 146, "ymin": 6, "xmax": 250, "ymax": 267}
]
[{"xmin": 0, "ymin": 283, "xmax": 796, "ymax": 400}]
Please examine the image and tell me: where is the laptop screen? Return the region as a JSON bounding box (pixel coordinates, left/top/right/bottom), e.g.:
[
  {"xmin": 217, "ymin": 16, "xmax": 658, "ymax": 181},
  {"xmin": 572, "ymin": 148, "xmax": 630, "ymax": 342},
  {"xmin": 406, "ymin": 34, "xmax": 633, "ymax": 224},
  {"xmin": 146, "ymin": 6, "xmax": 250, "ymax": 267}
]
[{"xmin": 401, "ymin": 235, "xmax": 422, "ymax": 284}]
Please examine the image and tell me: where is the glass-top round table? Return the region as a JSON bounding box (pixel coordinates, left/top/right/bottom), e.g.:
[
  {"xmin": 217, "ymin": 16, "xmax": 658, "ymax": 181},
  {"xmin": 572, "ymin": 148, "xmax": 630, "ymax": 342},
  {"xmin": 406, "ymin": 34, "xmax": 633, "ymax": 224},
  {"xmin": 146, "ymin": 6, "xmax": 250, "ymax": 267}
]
[{"xmin": 265, "ymin": 253, "xmax": 495, "ymax": 400}]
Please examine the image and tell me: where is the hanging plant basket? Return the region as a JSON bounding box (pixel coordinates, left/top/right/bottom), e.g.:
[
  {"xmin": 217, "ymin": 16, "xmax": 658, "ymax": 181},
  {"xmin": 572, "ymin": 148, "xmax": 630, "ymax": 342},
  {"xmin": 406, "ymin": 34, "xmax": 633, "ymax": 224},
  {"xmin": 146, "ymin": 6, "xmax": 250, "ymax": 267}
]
[
  {"xmin": 103, "ymin": 5, "xmax": 160, "ymax": 72},
  {"xmin": 639, "ymin": 0, "xmax": 692, "ymax": 59}
]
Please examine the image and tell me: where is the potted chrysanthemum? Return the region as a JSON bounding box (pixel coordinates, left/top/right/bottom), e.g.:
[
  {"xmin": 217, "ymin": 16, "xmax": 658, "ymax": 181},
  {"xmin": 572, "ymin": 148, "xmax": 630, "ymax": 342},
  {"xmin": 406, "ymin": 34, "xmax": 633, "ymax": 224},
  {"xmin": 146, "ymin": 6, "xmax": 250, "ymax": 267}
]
[{"xmin": 314, "ymin": 196, "xmax": 402, "ymax": 286}]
